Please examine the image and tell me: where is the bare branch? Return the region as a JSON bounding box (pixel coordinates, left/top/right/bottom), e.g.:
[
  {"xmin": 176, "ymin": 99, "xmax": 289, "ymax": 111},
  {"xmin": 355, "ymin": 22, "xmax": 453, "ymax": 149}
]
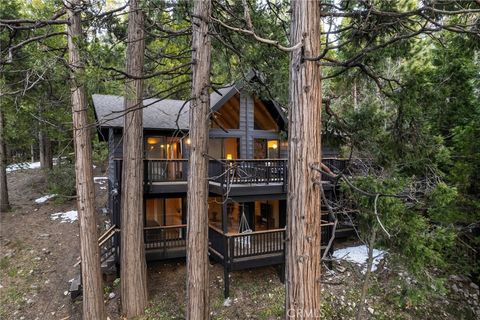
[{"xmin": 211, "ymin": 16, "xmax": 302, "ymax": 52}]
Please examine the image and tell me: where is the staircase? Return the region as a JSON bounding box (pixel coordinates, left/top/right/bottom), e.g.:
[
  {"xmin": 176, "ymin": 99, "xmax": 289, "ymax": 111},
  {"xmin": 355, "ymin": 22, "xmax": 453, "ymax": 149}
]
[{"xmin": 69, "ymin": 225, "xmax": 118, "ymax": 299}]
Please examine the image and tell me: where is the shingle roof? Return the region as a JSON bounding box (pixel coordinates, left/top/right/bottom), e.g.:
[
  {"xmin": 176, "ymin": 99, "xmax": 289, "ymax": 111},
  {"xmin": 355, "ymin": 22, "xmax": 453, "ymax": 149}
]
[
  {"xmin": 92, "ymin": 94, "xmax": 188, "ymax": 130},
  {"xmin": 92, "ymin": 85, "xmax": 237, "ymax": 130}
]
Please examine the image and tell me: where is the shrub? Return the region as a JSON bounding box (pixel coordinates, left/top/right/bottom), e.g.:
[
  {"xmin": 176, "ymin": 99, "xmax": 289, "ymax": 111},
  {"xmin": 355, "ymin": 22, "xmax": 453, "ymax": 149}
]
[
  {"xmin": 47, "ymin": 161, "xmax": 76, "ymax": 201},
  {"xmin": 92, "ymin": 138, "xmax": 108, "ymax": 166}
]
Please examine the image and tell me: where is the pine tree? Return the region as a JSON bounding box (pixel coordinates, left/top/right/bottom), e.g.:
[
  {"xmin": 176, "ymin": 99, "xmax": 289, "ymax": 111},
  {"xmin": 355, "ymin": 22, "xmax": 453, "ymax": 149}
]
[
  {"xmin": 120, "ymin": 0, "xmax": 148, "ymax": 317},
  {"xmin": 66, "ymin": 0, "xmax": 106, "ymax": 318},
  {"xmin": 186, "ymin": 0, "xmax": 212, "ymax": 318},
  {"xmin": 285, "ymin": 0, "xmax": 323, "ymax": 318}
]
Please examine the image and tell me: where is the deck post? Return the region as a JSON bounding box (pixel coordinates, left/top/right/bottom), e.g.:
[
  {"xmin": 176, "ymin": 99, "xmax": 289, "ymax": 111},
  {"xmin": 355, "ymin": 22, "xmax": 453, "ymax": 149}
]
[
  {"xmin": 222, "ymin": 198, "xmax": 228, "ymax": 233},
  {"xmin": 276, "ymin": 264, "xmax": 285, "ymax": 284},
  {"xmin": 223, "ymin": 263, "xmax": 230, "ymax": 298},
  {"xmin": 222, "ymin": 197, "xmax": 230, "ymax": 298}
]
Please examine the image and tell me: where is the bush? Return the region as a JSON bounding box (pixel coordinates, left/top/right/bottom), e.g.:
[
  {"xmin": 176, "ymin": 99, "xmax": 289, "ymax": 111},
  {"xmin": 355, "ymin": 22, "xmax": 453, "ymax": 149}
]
[
  {"xmin": 92, "ymin": 139, "xmax": 108, "ymax": 166},
  {"xmin": 47, "ymin": 162, "xmax": 76, "ymax": 201}
]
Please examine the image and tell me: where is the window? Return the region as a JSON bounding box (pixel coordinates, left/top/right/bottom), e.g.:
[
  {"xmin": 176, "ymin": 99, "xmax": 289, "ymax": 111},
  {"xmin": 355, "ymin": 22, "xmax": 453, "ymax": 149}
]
[
  {"xmin": 207, "ymin": 197, "xmax": 241, "ymax": 233},
  {"xmin": 254, "ymin": 139, "xmax": 279, "ymax": 159},
  {"xmin": 254, "ymin": 99, "xmax": 279, "ymax": 131},
  {"xmin": 209, "ymin": 138, "xmax": 239, "ymax": 159},
  {"xmin": 145, "ymin": 198, "xmax": 183, "ymax": 227},
  {"xmin": 210, "ymin": 94, "xmax": 240, "ymax": 129},
  {"xmin": 254, "ymin": 200, "xmax": 280, "ymax": 230},
  {"xmin": 145, "ymin": 136, "xmax": 182, "ymax": 159}
]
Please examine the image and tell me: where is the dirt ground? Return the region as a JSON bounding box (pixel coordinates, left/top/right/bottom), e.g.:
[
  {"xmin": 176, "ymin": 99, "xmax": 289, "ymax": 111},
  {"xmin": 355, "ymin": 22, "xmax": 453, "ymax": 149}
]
[
  {"xmin": 1, "ymin": 168, "xmax": 478, "ymax": 320},
  {"xmin": 0, "ymin": 168, "xmax": 111, "ymax": 320}
]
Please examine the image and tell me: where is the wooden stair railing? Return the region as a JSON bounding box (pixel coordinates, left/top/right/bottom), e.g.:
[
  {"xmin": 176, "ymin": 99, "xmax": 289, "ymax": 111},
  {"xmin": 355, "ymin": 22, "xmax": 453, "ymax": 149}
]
[{"xmin": 70, "ymin": 225, "xmax": 119, "ymax": 299}]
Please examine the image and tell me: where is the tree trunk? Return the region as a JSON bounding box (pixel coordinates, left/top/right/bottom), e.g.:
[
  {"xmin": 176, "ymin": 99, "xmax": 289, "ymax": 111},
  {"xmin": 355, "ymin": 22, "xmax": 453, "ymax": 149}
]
[
  {"xmin": 66, "ymin": 1, "xmax": 106, "ymax": 319},
  {"xmin": 356, "ymin": 227, "xmax": 377, "ymax": 320},
  {"xmin": 120, "ymin": 0, "xmax": 148, "ymax": 317},
  {"xmin": 39, "ymin": 130, "xmax": 53, "ymax": 170},
  {"xmin": 30, "ymin": 144, "xmax": 35, "ymax": 162},
  {"xmin": 285, "ymin": 0, "xmax": 323, "ymax": 319},
  {"xmin": 186, "ymin": 0, "xmax": 212, "ymax": 319},
  {"xmin": 0, "ymin": 108, "xmax": 10, "ymax": 212}
]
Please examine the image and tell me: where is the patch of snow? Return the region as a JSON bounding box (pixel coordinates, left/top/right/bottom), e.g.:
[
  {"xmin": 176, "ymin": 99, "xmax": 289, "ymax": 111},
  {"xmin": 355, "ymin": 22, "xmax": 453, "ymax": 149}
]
[
  {"xmin": 6, "ymin": 158, "xmax": 73, "ymax": 173},
  {"xmin": 94, "ymin": 177, "xmax": 108, "ymax": 184},
  {"xmin": 51, "ymin": 210, "xmax": 78, "ymax": 223},
  {"xmin": 223, "ymin": 297, "xmax": 232, "ymax": 307},
  {"xmin": 34, "ymin": 194, "xmax": 57, "ymax": 204},
  {"xmin": 333, "ymin": 245, "xmax": 386, "ymax": 273},
  {"xmin": 6, "ymin": 161, "xmax": 41, "ymax": 173}
]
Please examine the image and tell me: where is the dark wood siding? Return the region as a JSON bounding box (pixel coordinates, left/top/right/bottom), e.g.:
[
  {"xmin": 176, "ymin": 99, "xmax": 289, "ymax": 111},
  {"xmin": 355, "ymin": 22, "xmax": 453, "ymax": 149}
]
[{"xmin": 112, "ymin": 129, "xmax": 123, "ymax": 158}]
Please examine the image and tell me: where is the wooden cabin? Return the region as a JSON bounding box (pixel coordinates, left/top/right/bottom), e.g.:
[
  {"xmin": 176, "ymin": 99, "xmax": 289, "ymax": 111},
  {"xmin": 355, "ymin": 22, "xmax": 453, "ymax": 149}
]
[{"xmin": 92, "ymin": 80, "xmax": 347, "ymax": 297}]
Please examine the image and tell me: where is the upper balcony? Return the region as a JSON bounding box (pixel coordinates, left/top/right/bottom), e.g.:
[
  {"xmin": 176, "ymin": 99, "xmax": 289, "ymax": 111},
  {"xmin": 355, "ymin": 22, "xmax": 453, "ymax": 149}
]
[{"xmin": 113, "ymin": 158, "xmax": 347, "ymax": 196}]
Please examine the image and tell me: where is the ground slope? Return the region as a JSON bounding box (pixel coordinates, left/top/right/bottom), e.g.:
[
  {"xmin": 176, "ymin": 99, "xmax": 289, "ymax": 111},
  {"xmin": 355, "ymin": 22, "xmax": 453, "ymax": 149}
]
[{"xmin": 1, "ymin": 167, "xmax": 478, "ymax": 319}]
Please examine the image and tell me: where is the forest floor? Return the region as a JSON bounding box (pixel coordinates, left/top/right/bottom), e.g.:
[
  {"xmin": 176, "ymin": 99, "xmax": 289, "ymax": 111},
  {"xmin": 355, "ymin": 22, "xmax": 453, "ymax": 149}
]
[{"xmin": 0, "ymin": 167, "xmax": 478, "ymax": 319}]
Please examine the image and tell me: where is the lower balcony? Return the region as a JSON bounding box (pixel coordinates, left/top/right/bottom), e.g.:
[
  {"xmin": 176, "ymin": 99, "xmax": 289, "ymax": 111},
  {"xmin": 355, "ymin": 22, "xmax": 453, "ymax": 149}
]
[
  {"xmin": 143, "ymin": 224, "xmax": 334, "ymax": 270},
  {"xmin": 144, "ymin": 224, "xmax": 187, "ymax": 260}
]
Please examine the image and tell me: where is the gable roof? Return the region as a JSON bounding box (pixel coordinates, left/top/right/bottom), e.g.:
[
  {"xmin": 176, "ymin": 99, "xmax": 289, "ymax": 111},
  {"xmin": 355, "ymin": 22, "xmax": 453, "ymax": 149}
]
[
  {"xmin": 92, "ymin": 73, "xmax": 286, "ymax": 131},
  {"xmin": 93, "ymin": 94, "xmax": 190, "ymax": 130},
  {"xmin": 93, "ymin": 84, "xmax": 240, "ymax": 131}
]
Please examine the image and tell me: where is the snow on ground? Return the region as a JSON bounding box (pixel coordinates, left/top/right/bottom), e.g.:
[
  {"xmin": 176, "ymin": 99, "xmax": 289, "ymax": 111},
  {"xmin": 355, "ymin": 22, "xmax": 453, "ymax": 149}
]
[
  {"xmin": 50, "ymin": 210, "xmax": 78, "ymax": 223},
  {"xmin": 34, "ymin": 194, "xmax": 57, "ymax": 204},
  {"xmin": 94, "ymin": 177, "xmax": 108, "ymax": 184},
  {"xmin": 6, "ymin": 157, "xmax": 71, "ymax": 173},
  {"xmin": 6, "ymin": 161, "xmax": 41, "ymax": 172},
  {"xmin": 333, "ymin": 245, "xmax": 386, "ymax": 272}
]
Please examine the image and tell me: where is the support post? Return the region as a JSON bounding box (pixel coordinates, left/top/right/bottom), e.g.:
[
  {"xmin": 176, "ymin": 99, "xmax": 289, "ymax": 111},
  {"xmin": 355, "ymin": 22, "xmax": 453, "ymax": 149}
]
[
  {"xmin": 222, "ymin": 197, "xmax": 230, "ymax": 298},
  {"xmin": 224, "ymin": 261, "xmax": 230, "ymax": 298},
  {"xmin": 222, "ymin": 198, "xmax": 228, "ymax": 233}
]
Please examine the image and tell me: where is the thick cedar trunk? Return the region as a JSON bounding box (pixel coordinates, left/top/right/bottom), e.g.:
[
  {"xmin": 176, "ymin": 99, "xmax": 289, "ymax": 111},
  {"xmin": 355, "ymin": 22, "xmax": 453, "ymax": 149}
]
[
  {"xmin": 0, "ymin": 108, "xmax": 10, "ymax": 212},
  {"xmin": 39, "ymin": 130, "xmax": 53, "ymax": 170},
  {"xmin": 286, "ymin": 0, "xmax": 323, "ymax": 318},
  {"xmin": 120, "ymin": 0, "xmax": 148, "ymax": 317},
  {"xmin": 66, "ymin": 1, "xmax": 106, "ymax": 319},
  {"xmin": 186, "ymin": 0, "xmax": 211, "ymax": 319}
]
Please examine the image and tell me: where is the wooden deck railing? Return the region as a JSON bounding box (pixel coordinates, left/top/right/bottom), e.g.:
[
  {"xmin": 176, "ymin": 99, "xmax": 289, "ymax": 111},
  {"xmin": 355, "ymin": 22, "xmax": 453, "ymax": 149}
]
[
  {"xmin": 144, "ymin": 224, "xmax": 187, "ymax": 250},
  {"xmin": 144, "ymin": 159, "xmax": 188, "ymax": 182},
  {"xmin": 115, "ymin": 157, "xmax": 349, "ymax": 186},
  {"xmin": 228, "ymin": 228, "xmax": 285, "ymax": 259},
  {"xmin": 210, "ymin": 159, "xmax": 288, "ymax": 185},
  {"xmin": 208, "ymin": 225, "xmax": 285, "ymax": 263},
  {"xmin": 208, "ymin": 221, "xmax": 335, "ymax": 265}
]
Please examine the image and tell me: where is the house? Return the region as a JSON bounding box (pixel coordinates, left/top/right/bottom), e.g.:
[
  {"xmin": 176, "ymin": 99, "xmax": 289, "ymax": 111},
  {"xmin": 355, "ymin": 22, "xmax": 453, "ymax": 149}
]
[{"xmin": 91, "ymin": 79, "xmax": 348, "ymax": 297}]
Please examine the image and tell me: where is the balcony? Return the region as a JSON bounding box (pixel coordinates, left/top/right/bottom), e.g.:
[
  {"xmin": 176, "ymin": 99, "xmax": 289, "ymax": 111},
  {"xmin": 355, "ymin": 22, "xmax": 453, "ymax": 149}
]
[
  {"xmin": 209, "ymin": 159, "xmax": 287, "ymax": 184},
  {"xmin": 144, "ymin": 224, "xmax": 334, "ymax": 270},
  {"xmin": 144, "ymin": 224, "xmax": 187, "ymax": 260},
  {"xmin": 113, "ymin": 158, "xmax": 347, "ymax": 194}
]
